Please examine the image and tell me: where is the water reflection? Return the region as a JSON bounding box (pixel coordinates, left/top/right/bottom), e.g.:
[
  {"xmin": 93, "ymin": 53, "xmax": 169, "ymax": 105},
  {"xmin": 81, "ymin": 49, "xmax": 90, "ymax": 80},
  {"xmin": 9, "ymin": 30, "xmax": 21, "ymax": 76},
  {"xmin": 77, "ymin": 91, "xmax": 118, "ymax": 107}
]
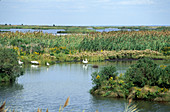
[
  {"xmin": 134, "ymin": 100, "xmax": 170, "ymax": 112},
  {"xmin": 83, "ymin": 64, "xmax": 88, "ymax": 70},
  {"xmin": 31, "ymin": 65, "xmax": 39, "ymax": 68},
  {"xmin": 0, "ymin": 83, "xmax": 24, "ymax": 111},
  {"xmin": 90, "ymin": 96, "xmax": 126, "ymax": 112},
  {"xmin": 0, "ymin": 83, "xmax": 23, "ymax": 95}
]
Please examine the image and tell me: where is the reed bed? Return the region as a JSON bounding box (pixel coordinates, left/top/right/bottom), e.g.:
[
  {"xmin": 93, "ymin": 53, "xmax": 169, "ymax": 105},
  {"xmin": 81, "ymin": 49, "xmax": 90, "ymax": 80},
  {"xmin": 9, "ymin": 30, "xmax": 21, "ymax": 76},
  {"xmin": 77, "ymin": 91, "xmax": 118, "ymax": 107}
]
[
  {"xmin": 0, "ymin": 31, "xmax": 169, "ymax": 52},
  {"xmin": 0, "ymin": 31, "xmax": 169, "ymax": 64}
]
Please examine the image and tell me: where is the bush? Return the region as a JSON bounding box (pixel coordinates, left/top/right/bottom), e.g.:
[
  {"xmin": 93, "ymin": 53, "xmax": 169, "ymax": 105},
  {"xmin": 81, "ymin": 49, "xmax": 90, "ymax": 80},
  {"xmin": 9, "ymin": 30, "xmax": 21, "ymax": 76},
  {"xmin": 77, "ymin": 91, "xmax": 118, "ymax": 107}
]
[
  {"xmin": 91, "ymin": 65, "xmax": 118, "ymax": 88},
  {"xmin": 124, "ymin": 58, "xmax": 170, "ymax": 88},
  {"xmin": 157, "ymin": 65, "xmax": 170, "ymax": 88},
  {"xmin": 161, "ymin": 46, "xmax": 170, "ymax": 56},
  {"xmin": 0, "ymin": 48, "xmax": 23, "ymax": 82},
  {"xmin": 90, "ymin": 58, "xmax": 170, "ymax": 101}
]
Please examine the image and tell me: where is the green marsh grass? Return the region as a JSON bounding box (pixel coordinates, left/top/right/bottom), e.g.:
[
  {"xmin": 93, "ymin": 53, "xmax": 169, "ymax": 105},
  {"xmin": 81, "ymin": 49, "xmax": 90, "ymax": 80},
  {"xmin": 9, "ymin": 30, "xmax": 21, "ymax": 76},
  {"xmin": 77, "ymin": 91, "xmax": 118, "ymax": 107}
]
[{"xmin": 0, "ymin": 31, "xmax": 169, "ymax": 64}]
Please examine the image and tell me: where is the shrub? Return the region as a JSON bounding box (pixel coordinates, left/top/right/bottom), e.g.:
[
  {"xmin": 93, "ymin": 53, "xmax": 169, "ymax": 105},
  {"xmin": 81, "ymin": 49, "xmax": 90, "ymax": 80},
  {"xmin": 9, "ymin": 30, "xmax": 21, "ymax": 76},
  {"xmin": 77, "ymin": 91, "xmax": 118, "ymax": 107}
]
[
  {"xmin": 157, "ymin": 65, "xmax": 170, "ymax": 88},
  {"xmin": 161, "ymin": 46, "xmax": 170, "ymax": 56},
  {"xmin": 91, "ymin": 65, "xmax": 118, "ymax": 89},
  {"xmin": 124, "ymin": 58, "xmax": 170, "ymax": 88},
  {"xmin": 0, "ymin": 48, "xmax": 23, "ymax": 82}
]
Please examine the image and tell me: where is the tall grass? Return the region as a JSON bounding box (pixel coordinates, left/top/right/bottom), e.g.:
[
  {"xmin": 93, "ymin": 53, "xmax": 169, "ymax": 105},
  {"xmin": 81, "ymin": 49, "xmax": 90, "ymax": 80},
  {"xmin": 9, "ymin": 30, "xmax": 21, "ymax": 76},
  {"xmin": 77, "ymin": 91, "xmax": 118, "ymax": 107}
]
[
  {"xmin": 0, "ymin": 31, "xmax": 169, "ymax": 52},
  {"xmin": 0, "ymin": 31, "xmax": 169, "ymax": 63}
]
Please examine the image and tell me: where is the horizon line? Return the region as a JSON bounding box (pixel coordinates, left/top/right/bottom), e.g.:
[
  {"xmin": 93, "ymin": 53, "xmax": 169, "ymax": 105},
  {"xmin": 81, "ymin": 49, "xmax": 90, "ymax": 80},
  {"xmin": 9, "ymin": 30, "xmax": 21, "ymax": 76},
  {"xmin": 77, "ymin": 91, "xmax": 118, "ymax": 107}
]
[{"xmin": 0, "ymin": 23, "xmax": 170, "ymax": 27}]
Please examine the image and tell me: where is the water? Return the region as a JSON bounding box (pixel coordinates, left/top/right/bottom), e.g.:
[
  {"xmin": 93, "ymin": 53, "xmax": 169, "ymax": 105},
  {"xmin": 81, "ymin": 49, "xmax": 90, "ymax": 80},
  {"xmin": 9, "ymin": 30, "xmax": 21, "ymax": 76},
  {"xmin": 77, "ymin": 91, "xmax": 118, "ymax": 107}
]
[
  {"xmin": 0, "ymin": 61, "xmax": 170, "ymax": 112},
  {"xmin": 87, "ymin": 28, "xmax": 139, "ymax": 32},
  {"xmin": 0, "ymin": 28, "xmax": 139, "ymax": 34},
  {"xmin": 0, "ymin": 29, "xmax": 65, "ymax": 34}
]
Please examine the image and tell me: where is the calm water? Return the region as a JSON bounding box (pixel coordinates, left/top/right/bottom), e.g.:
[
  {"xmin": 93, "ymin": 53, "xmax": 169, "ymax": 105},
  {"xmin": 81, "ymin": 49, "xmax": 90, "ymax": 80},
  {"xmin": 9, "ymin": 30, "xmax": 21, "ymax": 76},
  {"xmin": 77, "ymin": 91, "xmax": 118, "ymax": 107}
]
[
  {"xmin": 0, "ymin": 61, "xmax": 170, "ymax": 112},
  {"xmin": 0, "ymin": 28, "xmax": 139, "ymax": 34},
  {"xmin": 87, "ymin": 28, "xmax": 139, "ymax": 32},
  {"xmin": 0, "ymin": 29, "xmax": 65, "ymax": 34},
  {"xmin": 95, "ymin": 28, "xmax": 139, "ymax": 32}
]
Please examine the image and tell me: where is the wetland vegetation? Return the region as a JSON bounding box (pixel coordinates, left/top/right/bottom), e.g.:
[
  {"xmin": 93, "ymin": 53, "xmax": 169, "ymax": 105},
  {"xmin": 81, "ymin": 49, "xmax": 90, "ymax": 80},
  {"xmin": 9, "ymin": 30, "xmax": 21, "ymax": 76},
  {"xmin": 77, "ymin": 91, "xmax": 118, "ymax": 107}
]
[{"xmin": 0, "ymin": 25, "xmax": 169, "ymax": 65}]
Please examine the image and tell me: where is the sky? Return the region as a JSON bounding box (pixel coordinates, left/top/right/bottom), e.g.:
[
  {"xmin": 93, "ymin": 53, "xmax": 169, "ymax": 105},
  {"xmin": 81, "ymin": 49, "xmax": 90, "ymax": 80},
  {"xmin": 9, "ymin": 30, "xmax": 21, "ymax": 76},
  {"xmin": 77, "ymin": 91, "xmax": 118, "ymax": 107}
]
[{"xmin": 0, "ymin": 0, "xmax": 170, "ymax": 26}]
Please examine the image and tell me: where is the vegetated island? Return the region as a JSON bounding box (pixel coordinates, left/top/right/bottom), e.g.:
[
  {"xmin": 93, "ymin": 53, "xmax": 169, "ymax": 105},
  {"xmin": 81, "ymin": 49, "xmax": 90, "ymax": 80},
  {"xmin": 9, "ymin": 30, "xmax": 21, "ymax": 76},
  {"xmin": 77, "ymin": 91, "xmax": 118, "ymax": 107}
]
[{"xmin": 90, "ymin": 58, "xmax": 170, "ymax": 102}]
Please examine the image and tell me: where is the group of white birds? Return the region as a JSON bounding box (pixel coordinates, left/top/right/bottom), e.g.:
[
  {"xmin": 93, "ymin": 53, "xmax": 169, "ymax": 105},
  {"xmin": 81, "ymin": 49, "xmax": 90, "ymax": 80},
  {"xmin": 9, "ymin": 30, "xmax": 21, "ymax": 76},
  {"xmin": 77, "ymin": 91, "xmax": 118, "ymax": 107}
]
[
  {"xmin": 18, "ymin": 59, "xmax": 87, "ymax": 68},
  {"xmin": 18, "ymin": 60, "xmax": 50, "ymax": 67}
]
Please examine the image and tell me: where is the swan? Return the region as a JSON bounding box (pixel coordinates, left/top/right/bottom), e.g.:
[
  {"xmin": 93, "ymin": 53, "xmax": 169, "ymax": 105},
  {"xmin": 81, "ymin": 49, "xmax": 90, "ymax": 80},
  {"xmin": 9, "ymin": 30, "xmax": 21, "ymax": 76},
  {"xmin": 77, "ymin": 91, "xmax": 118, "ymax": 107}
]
[
  {"xmin": 82, "ymin": 59, "xmax": 88, "ymax": 64},
  {"xmin": 46, "ymin": 62, "xmax": 50, "ymax": 66},
  {"xmin": 31, "ymin": 61, "xmax": 39, "ymax": 64},
  {"xmin": 18, "ymin": 60, "xmax": 23, "ymax": 65}
]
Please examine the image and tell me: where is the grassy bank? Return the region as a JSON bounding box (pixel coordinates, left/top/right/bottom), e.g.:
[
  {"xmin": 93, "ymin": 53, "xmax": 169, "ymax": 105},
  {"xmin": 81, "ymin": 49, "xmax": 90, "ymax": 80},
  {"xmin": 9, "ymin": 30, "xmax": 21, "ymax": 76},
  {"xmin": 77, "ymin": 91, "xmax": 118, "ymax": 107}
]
[
  {"xmin": 11, "ymin": 49, "xmax": 170, "ymax": 65},
  {"xmin": 67, "ymin": 50, "xmax": 170, "ymax": 62}
]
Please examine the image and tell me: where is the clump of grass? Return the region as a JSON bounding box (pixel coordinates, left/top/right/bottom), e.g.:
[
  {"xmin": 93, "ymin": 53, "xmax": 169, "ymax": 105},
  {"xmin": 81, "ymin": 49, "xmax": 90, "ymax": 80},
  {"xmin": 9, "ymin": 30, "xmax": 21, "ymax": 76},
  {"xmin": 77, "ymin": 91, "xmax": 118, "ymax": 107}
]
[
  {"xmin": 0, "ymin": 101, "xmax": 7, "ymax": 112},
  {"xmin": 124, "ymin": 103, "xmax": 139, "ymax": 112}
]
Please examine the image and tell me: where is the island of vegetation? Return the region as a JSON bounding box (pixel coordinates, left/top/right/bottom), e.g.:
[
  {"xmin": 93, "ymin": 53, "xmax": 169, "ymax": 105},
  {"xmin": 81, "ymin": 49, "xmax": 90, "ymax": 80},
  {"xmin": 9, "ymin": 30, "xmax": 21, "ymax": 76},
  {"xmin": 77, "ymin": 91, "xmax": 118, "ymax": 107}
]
[{"xmin": 90, "ymin": 58, "xmax": 170, "ymax": 102}]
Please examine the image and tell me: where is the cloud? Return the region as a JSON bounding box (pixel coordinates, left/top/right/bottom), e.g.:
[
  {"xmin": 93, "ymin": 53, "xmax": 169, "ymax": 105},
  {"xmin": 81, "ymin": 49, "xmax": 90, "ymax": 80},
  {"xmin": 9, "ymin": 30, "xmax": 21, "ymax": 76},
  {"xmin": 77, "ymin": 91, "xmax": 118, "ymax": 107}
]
[{"xmin": 119, "ymin": 0, "xmax": 155, "ymax": 5}]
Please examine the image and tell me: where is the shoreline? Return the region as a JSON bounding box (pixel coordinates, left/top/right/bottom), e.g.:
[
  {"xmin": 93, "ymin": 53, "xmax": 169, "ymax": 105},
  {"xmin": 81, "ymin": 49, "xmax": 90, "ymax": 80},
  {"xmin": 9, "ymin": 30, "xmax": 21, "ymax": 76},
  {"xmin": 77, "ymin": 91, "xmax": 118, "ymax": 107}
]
[{"xmin": 90, "ymin": 86, "xmax": 170, "ymax": 103}]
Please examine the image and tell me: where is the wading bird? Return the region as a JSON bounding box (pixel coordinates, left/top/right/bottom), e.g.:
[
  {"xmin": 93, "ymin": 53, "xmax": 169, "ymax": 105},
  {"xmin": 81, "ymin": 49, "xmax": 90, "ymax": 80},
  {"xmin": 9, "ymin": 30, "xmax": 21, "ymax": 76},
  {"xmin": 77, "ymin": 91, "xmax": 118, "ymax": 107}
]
[
  {"xmin": 46, "ymin": 62, "xmax": 50, "ymax": 66},
  {"xmin": 18, "ymin": 60, "xmax": 23, "ymax": 65},
  {"xmin": 82, "ymin": 59, "xmax": 88, "ymax": 64}
]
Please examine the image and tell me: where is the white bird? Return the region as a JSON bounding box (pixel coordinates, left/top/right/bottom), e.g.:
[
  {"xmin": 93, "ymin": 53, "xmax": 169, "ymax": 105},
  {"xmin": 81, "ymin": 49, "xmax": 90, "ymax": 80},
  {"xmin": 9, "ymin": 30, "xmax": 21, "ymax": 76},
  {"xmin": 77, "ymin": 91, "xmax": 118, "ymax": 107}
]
[
  {"xmin": 82, "ymin": 59, "xmax": 88, "ymax": 64},
  {"xmin": 31, "ymin": 61, "xmax": 39, "ymax": 64},
  {"xmin": 18, "ymin": 60, "xmax": 23, "ymax": 65},
  {"xmin": 46, "ymin": 62, "xmax": 50, "ymax": 66}
]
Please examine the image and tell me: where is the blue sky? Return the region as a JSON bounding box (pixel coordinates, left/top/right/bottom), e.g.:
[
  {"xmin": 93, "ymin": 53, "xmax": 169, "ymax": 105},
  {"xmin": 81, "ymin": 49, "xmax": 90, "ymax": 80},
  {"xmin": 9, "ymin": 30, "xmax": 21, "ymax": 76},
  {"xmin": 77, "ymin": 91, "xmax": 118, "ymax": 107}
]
[{"xmin": 0, "ymin": 0, "xmax": 170, "ymax": 26}]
